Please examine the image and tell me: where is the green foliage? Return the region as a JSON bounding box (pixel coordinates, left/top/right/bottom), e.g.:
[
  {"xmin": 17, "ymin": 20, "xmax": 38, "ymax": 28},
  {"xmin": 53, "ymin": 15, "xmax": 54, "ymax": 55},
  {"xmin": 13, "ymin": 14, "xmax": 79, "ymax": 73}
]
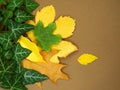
[
  {"xmin": 0, "ymin": 0, "xmax": 48, "ymax": 90},
  {"xmin": 0, "ymin": 56, "xmax": 16, "ymax": 81},
  {"xmin": 34, "ymin": 21, "xmax": 62, "ymax": 52},
  {"xmin": 4, "ymin": 50, "xmax": 13, "ymax": 59},
  {"xmin": 13, "ymin": 43, "xmax": 31, "ymax": 63},
  {"xmin": 15, "ymin": 9, "xmax": 34, "ymax": 23},
  {"xmin": 0, "ymin": 0, "xmax": 6, "ymax": 5},
  {"xmin": 0, "ymin": 45, "xmax": 2, "ymax": 53},
  {"xmin": 1, "ymin": 10, "xmax": 13, "ymax": 25},
  {"xmin": 23, "ymin": 70, "xmax": 48, "ymax": 85},
  {"xmin": 0, "ymin": 32, "xmax": 13, "ymax": 50},
  {"xmin": 0, "ymin": 0, "xmax": 39, "ymax": 29},
  {"xmin": 7, "ymin": 0, "xmax": 24, "ymax": 11},
  {"xmin": 25, "ymin": 0, "xmax": 39, "ymax": 13},
  {"xmin": 0, "ymin": 74, "xmax": 27, "ymax": 90},
  {"xmin": 8, "ymin": 21, "xmax": 34, "ymax": 41}
]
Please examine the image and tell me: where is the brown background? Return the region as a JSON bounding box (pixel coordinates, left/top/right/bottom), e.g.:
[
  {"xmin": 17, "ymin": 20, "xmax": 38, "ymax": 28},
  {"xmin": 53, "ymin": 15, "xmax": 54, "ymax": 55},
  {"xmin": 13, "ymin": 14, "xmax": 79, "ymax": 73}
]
[{"xmin": 1, "ymin": 0, "xmax": 120, "ymax": 90}]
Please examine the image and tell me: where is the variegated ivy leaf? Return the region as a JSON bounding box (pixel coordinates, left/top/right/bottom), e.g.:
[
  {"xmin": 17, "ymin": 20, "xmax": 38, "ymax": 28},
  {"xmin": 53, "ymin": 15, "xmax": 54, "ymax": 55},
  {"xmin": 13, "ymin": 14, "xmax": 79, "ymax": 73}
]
[
  {"xmin": 15, "ymin": 9, "xmax": 34, "ymax": 23},
  {"xmin": 0, "ymin": 32, "xmax": 12, "ymax": 50},
  {"xmin": 1, "ymin": 10, "xmax": 13, "ymax": 25},
  {"xmin": 8, "ymin": 21, "xmax": 34, "ymax": 41},
  {"xmin": 13, "ymin": 43, "xmax": 31, "ymax": 63},
  {"xmin": 25, "ymin": 0, "xmax": 39, "ymax": 13},
  {"xmin": 23, "ymin": 69, "xmax": 48, "ymax": 85},
  {"xmin": 0, "ymin": 57, "xmax": 16, "ymax": 80},
  {"xmin": 0, "ymin": 74, "xmax": 27, "ymax": 90},
  {"xmin": 7, "ymin": 0, "xmax": 24, "ymax": 11}
]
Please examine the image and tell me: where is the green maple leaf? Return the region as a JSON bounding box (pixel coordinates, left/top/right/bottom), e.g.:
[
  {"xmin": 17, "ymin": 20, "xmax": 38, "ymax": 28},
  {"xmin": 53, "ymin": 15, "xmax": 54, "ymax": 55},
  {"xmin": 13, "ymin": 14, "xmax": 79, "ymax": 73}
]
[
  {"xmin": 8, "ymin": 21, "xmax": 34, "ymax": 41},
  {"xmin": 15, "ymin": 9, "xmax": 34, "ymax": 23},
  {"xmin": 34, "ymin": 21, "xmax": 62, "ymax": 52},
  {"xmin": 7, "ymin": 0, "xmax": 24, "ymax": 11},
  {"xmin": 25, "ymin": 0, "xmax": 39, "ymax": 13},
  {"xmin": 12, "ymin": 43, "xmax": 31, "ymax": 63},
  {"xmin": 23, "ymin": 69, "xmax": 48, "ymax": 85}
]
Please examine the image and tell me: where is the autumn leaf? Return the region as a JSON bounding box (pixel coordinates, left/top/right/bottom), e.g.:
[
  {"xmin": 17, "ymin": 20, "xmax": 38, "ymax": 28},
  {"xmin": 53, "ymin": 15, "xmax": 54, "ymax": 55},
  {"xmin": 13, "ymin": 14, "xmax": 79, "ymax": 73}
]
[
  {"xmin": 34, "ymin": 21, "xmax": 61, "ymax": 52},
  {"xmin": 35, "ymin": 5, "xmax": 55, "ymax": 27},
  {"xmin": 18, "ymin": 36, "xmax": 45, "ymax": 62},
  {"xmin": 22, "ymin": 59, "xmax": 69, "ymax": 82},
  {"xmin": 50, "ymin": 40, "xmax": 78, "ymax": 63},
  {"xmin": 40, "ymin": 49, "xmax": 59, "ymax": 63},
  {"xmin": 54, "ymin": 16, "xmax": 75, "ymax": 38},
  {"xmin": 35, "ymin": 82, "xmax": 43, "ymax": 90},
  {"xmin": 77, "ymin": 54, "xmax": 98, "ymax": 65}
]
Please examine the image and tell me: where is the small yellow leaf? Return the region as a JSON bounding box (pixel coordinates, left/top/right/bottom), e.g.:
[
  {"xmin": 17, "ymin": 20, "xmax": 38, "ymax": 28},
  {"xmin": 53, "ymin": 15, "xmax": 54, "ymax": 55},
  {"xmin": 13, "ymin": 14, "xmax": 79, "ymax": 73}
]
[
  {"xmin": 18, "ymin": 36, "xmax": 45, "ymax": 62},
  {"xmin": 54, "ymin": 16, "xmax": 75, "ymax": 38},
  {"xmin": 51, "ymin": 41, "xmax": 78, "ymax": 63},
  {"xmin": 35, "ymin": 5, "xmax": 55, "ymax": 27},
  {"xmin": 78, "ymin": 54, "xmax": 98, "ymax": 65}
]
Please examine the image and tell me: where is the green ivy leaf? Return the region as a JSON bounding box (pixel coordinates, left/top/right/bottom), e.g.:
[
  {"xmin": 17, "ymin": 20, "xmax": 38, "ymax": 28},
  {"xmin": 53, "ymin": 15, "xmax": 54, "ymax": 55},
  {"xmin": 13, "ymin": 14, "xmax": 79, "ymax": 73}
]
[
  {"xmin": 34, "ymin": 21, "xmax": 62, "ymax": 52},
  {"xmin": 0, "ymin": 32, "xmax": 12, "ymax": 50},
  {"xmin": 13, "ymin": 43, "xmax": 31, "ymax": 63},
  {"xmin": 0, "ymin": 0, "xmax": 6, "ymax": 5},
  {"xmin": 15, "ymin": 9, "xmax": 34, "ymax": 23},
  {"xmin": 25, "ymin": 0, "xmax": 39, "ymax": 13},
  {"xmin": 1, "ymin": 10, "xmax": 13, "ymax": 25},
  {"xmin": 0, "ymin": 57, "xmax": 16, "ymax": 80},
  {"xmin": 15, "ymin": 64, "xmax": 25, "ymax": 74},
  {"xmin": 7, "ymin": 0, "xmax": 24, "ymax": 11},
  {"xmin": 0, "ymin": 74, "xmax": 27, "ymax": 90},
  {"xmin": 1, "ymin": 10, "xmax": 13, "ymax": 18},
  {"xmin": 4, "ymin": 50, "xmax": 13, "ymax": 59},
  {"xmin": 23, "ymin": 69, "xmax": 48, "ymax": 85},
  {"xmin": 8, "ymin": 21, "xmax": 34, "ymax": 41}
]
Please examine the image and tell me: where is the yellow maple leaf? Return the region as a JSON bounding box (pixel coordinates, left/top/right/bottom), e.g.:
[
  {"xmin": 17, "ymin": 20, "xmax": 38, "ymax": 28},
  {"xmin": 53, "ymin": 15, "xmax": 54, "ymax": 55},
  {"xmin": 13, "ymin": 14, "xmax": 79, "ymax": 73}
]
[
  {"xmin": 35, "ymin": 5, "xmax": 55, "ymax": 27},
  {"xmin": 26, "ymin": 5, "xmax": 76, "ymax": 42},
  {"xmin": 77, "ymin": 54, "xmax": 98, "ymax": 65},
  {"xmin": 54, "ymin": 16, "xmax": 75, "ymax": 38},
  {"xmin": 22, "ymin": 59, "xmax": 69, "ymax": 82}
]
